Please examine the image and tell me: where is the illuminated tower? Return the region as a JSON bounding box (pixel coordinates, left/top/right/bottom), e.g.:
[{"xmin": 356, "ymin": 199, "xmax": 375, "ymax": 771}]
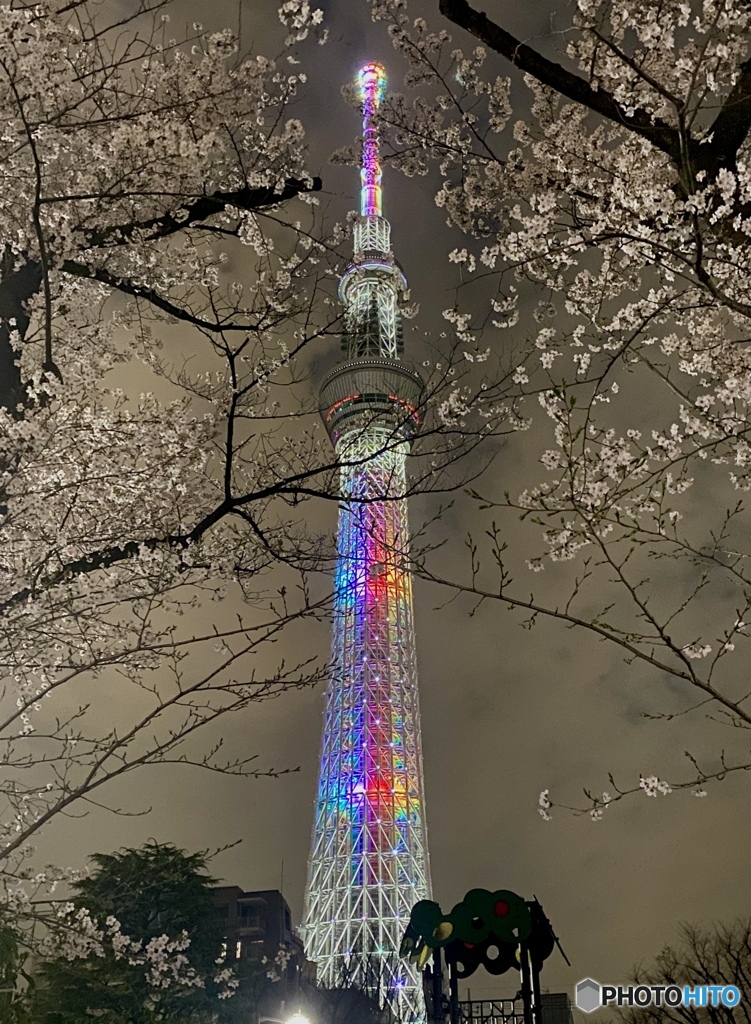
[{"xmin": 302, "ymin": 63, "xmax": 431, "ymax": 1022}]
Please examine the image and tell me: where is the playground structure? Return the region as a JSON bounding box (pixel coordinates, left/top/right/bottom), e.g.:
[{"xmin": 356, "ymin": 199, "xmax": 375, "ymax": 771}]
[{"xmin": 400, "ymin": 889, "xmax": 569, "ymax": 1024}]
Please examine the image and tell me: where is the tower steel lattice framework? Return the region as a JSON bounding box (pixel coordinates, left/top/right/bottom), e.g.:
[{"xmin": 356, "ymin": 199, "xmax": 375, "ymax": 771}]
[{"xmin": 302, "ymin": 63, "xmax": 431, "ymax": 1023}]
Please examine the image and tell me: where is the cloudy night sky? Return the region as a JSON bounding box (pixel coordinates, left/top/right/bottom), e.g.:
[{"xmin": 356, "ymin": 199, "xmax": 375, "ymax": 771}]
[{"xmin": 33, "ymin": 0, "xmax": 751, "ymax": 1006}]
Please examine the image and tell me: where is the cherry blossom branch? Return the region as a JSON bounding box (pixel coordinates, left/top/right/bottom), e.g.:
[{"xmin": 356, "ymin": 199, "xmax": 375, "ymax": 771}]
[
  {"xmin": 439, "ymin": 0, "xmax": 751, "ymax": 190},
  {"xmin": 1, "ymin": 63, "xmax": 58, "ymax": 380},
  {"xmin": 416, "ymin": 563, "xmax": 695, "ymax": 682},
  {"xmin": 542, "ymin": 750, "xmax": 751, "ymax": 819},
  {"xmin": 704, "ymin": 56, "xmax": 751, "ymax": 177},
  {"xmin": 437, "ymin": 0, "xmax": 689, "ymax": 167},
  {"xmin": 79, "ymin": 177, "xmax": 322, "ymax": 248},
  {"xmin": 0, "ymin": 601, "xmax": 327, "ymax": 862}
]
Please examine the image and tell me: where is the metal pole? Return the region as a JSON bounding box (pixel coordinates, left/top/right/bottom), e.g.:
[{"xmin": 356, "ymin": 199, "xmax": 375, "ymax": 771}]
[
  {"xmin": 530, "ymin": 950, "xmax": 543, "ymax": 1024},
  {"xmin": 431, "ymin": 949, "xmax": 447, "ymax": 1024},
  {"xmin": 519, "ymin": 944, "xmax": 533, "ymax": 1024},
  {"xmin": 449, "ymin": 956, "xmax": 460, "ymax": 1024}
]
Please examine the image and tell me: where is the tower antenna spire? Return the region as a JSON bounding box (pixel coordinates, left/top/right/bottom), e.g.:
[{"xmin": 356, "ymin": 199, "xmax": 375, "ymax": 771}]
[{"xmin": 358, "ymin": 61, "xmax": 387, "ymax": 218}]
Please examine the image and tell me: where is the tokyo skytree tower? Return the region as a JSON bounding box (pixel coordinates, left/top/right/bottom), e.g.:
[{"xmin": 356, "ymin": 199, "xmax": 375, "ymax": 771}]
[{"xmin": 302, "ymin": 63, "xmax": 431, "ymax": 1022}]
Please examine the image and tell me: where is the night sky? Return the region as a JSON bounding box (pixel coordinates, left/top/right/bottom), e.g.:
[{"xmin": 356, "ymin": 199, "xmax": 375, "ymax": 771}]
[{"xmin": 38, "ymin": 0, "xmax": 751, "ymax": 1007}]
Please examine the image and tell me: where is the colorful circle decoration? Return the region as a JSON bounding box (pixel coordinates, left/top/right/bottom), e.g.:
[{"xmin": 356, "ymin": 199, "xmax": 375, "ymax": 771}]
[
  {"xmin": 448, "ymin": 889, "xmax": 532, "ymax": 945},
  {"xmin": 443, "ymin": 933, "xmax": 519, "ymax": 978}
]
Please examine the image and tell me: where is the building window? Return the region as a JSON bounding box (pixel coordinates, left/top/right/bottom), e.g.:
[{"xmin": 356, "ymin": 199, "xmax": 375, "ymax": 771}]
[
  {"xmin": 238, "ymin": 901, "xmax": 265, "ymax": 930},
  {"xmin": 236, "ymin": 940, "xmax": 242, "ymax": 960}
]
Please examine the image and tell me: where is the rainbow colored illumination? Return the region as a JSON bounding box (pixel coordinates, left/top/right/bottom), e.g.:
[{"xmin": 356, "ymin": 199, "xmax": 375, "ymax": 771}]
[
  {"xmin": 358, "ymin": 61, "xmax": 387, "ymax": 217},
  {"xmin": 302, "ymin": 63, "xmax": 431, "ymax": 1024}
]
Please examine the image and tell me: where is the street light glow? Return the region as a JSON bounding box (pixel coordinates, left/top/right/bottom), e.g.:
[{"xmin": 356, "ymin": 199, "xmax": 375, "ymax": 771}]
[{"xmin": 286, "ymin": 1014, "xmax": 311, "ymax": 1024}]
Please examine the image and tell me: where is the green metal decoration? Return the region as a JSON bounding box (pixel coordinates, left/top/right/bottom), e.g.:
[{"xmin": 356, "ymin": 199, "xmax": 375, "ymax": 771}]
[
  {"xmin": 400, "ymin": 890, "xmax": 565, "ymax": 1024},
  {"xmin": 399, "ymin": 889, "xmax": 533, "ymax": 976}
]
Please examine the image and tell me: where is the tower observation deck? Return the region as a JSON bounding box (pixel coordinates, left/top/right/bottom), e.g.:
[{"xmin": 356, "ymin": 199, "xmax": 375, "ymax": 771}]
[{"xmin": 302, "ymin": 63, "xmax": 431, "ymax": 1023}]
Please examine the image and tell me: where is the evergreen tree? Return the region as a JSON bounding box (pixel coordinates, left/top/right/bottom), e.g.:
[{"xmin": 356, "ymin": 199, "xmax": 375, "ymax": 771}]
[{"xmin": 33, "ymin": 843, "xmax": 229, "ymax": 1024}]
